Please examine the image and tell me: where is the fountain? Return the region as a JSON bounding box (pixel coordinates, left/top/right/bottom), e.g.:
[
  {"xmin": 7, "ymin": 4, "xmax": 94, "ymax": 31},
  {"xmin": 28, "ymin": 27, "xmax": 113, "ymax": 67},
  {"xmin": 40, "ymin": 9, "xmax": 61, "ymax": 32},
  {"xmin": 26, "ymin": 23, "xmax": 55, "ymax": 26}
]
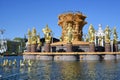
[{"xmin": 24, "ymin": 11, "xmax": 120, "ymax": 61}]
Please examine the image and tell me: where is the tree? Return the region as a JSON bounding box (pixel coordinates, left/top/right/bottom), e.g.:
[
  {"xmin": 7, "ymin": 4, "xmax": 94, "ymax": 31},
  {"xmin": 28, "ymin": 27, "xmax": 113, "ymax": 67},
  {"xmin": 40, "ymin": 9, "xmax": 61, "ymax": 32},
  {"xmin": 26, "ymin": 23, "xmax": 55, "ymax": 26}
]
[{"xmin": 13, "ymin": 37, "xmax": 26, "ymax": 53}]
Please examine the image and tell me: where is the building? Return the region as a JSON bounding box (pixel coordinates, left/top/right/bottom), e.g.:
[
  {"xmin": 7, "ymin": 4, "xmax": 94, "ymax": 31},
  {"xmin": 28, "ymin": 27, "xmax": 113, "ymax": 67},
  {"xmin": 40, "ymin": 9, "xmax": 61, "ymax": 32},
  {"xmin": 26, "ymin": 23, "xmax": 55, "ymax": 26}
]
[
  {"xmin": 118, "ymin": 41, "xmax": 120, "ymax": 51},
  {"xmin": 95, "ymin": 24, "xmax": 105, "ymax": 47}
]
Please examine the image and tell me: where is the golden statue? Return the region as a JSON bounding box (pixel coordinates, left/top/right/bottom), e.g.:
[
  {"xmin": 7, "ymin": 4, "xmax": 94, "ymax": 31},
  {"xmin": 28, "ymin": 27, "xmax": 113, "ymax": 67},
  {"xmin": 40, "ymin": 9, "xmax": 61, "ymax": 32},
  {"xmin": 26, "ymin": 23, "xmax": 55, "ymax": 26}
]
[
  {"xmin": 58, "ymin": 12, "xmax": 87, "ymax": 41},
  {"xmin": 104, "ymin": 25, "xmax": 111, "ymax": 43},
  {"xmin": 27, "ymin": 29, "xmax": 32, "ymax": 45},
  {"xmin": 65, "ymin": 23, "xmax": 73, "ymax": 43},
  {"xmin": 60, "ymin": 36, "xmax": 63, "ymax": 41},
  {"xmin": 61, "ymin": 22, "xmax": 68, "ymax": 41},
  {"xmin": 31, "ymin": 27, "xmax": 37, "ymax": 45},
  {"xmin": 113, "ymin": 27, "xmax": 118, "ymax": 44},
  {"xmin": 36, "ymin": 34, "xmax": 41, "ymax": 50},
  {"xmin": 42, "ymin": 25, "xmax": 52, "ymax": 43},
  {"xmin": 88, "ymin": 24, "xmax": 95, "ymax": 43},
  {"xmin": 37, "ymin": 34, "xmax": 41, "ymax": 46}
]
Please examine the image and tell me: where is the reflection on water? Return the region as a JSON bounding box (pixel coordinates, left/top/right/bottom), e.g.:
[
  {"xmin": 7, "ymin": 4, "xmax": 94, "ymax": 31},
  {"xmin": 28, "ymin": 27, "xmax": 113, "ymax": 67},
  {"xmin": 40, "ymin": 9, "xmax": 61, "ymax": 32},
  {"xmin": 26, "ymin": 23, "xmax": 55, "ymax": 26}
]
[{"xmin": 0, "ymin": 56, "xmax": 120, "ymax": 80}]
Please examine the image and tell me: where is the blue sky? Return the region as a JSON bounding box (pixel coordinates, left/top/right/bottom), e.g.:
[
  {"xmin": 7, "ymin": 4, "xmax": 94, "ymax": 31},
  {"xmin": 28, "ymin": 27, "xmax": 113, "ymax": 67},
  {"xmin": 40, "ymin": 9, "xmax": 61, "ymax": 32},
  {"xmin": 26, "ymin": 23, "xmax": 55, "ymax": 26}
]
[{"xmin": 0, "ymin": 0, "xmax": 120, "ymax": 40}]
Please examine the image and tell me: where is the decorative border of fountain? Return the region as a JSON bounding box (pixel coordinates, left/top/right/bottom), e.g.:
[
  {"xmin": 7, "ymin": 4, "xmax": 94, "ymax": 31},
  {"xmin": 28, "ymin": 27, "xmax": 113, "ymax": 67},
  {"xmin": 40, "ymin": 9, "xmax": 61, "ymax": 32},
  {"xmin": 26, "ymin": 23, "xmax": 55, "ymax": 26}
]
[{"xmin": 23, "ymin": 52, "xmax": 120, "ymax": 61}]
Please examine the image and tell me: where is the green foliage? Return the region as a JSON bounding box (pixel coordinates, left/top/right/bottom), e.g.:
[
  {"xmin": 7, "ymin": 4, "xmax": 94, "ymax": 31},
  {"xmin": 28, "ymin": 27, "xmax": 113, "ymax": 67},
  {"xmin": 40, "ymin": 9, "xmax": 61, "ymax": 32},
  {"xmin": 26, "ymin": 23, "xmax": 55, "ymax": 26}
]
[
  {"xmin": 4, "ymin": 37, "xmax": 27, "ymax": 55},
  {"xmin": 5, "ymin": 40, "xmax": 20, "ymax": 55},
  {"xmin": 13, "ymin": 37, "xmax": 24, "ymax": 42}
]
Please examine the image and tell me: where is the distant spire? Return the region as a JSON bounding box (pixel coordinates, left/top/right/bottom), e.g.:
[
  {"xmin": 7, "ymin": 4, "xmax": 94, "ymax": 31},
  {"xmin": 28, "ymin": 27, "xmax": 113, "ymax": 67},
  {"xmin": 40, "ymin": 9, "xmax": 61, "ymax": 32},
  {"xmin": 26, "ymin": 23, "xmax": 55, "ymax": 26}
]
[
  {"xmin": 98, "ymin": 24, "xmax": 102, "ymax": 30},
  {"xmin": 98, "ymin": 24, "xmax": 102, "ymax": 27}
]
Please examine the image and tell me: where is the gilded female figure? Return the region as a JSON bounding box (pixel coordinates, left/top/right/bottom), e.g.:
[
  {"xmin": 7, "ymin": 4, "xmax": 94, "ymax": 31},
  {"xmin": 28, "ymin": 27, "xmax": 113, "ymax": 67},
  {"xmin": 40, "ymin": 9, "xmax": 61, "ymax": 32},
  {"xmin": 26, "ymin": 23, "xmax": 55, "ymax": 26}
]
[
  {"xmin": 42, "ymin": 25, "xmax": 52, "ymax": 43},
  {"xmin": 66, "ymin": 23, "xmax": 73, "ymax": 43},
  {"xmin": 31, "ymin": 27, "xmax": 37, "ymax": 44},
  {"xmin": 104, "ymin": 26, "xmax": 111, "ymax": 43},
  {"xmin": 27, "ymin": 29, "xmax": 31, "ymax": 44},
  {"xmin": 88, "ymin": 24, "xmax": 95, "ymax": 42},
  {"xmin": 113, "ymin": 27, "xmax": 118, "ymax": 44}
]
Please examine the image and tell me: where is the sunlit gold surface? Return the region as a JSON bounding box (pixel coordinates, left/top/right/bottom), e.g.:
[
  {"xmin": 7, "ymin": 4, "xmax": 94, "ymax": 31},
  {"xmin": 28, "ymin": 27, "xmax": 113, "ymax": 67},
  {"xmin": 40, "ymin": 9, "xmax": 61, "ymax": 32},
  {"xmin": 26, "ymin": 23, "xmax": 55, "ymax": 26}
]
[
  {"xmin": 27, "ymin": 27, "xmax": 41, "ymax": 45},
  {"xmin": 88, "ymin": 24, "xmax": 95, "ymax": 43},
  {"xmin": 42, "ymin": 25, "xmax": 52, "ymax": 43},
  {"xmin": 23, "ymin": 52, "xmax": 120, "ymax": 55},
  {"xmin": 104, "ymin": 26, "xmax": 111, "ymax": 43},
  {"xmin": 51, "ymin": 41, "xmax": 89, "ymax": 46},
  {"xmin": 113, "ymin": 27, "xmax": 118, "ymax": 44},
  {"xmin": 58, "ymin": 12, "xmax": 87, "ymax": 41}
]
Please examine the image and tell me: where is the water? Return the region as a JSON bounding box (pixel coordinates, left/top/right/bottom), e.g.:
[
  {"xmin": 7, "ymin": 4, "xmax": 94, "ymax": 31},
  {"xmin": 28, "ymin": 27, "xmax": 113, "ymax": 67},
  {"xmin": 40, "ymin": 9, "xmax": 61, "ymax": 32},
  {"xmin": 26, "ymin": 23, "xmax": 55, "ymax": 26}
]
[{"xmin": 0, "ymin": 56, "xmax": 120, "ymax": 80}]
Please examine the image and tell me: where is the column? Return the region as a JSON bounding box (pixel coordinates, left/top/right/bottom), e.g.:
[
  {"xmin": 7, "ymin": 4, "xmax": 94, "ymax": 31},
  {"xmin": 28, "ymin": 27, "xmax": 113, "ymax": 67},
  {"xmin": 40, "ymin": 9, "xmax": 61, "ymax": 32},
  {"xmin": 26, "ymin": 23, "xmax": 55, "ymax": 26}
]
[
  {"xmin": 105, "ymin": 43, "xmax": 111, "ymax": 52},
  {"xmin": 89, "ymin": 42, "xmax": 95, "ymax": 52},
  {"xmin": 37, "ymin": 45, "xmax": 41, "ymax": 52},
  {"xmin": 95, "ymin": 35, "xmax": 96, "ymax": 46},
  {"xmin": 113, "ymin": 43, "xmax": 118, "ymax": 52},
  {"xmin": 27, "ymin": 44, "xmax": 31, "ymax": 52},
  {"xmin": 66, "ymin": 42, "xmax": 72, "ymax": 52},
  {"xmin": 44, "ymin": 43, "xmax": 51, "ymax": 52},
  {"xmin": 102, "ymin": 38, "xmax": 103, "ymax": 46},
  {"xmin": 31, "ymin": 44, "xmax": 37, "ymax": 52}
]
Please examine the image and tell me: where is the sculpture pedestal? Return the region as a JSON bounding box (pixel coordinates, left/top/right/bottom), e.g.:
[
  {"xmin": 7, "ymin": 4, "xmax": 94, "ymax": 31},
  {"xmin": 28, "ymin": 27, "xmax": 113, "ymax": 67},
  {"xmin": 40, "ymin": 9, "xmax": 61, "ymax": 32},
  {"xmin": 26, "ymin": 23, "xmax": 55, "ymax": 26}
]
[
  {"xmin": 113, "ymin": 44, "xmax": 118, "ymax": 52},
  {"xmin": 27, "ymin": 44, "xmax": 31, "ymax": 52},
  {"xmin": 31, "ymin": 44, "xmax": 37, "ymax": 52},
  {"xmin": 44, "ymin": 43, "xmax": 51, "ymax": 52},
  {"xmin": 66, "ymin": 43, "xmax": 72, "ymax": 52},
  {"xmin": 89, "ymin": 42, "xmax": 95, "ymax": 52},
  {"xmin": 105, "ymin": 43, "xmax": 111, "ymax": 52}
]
